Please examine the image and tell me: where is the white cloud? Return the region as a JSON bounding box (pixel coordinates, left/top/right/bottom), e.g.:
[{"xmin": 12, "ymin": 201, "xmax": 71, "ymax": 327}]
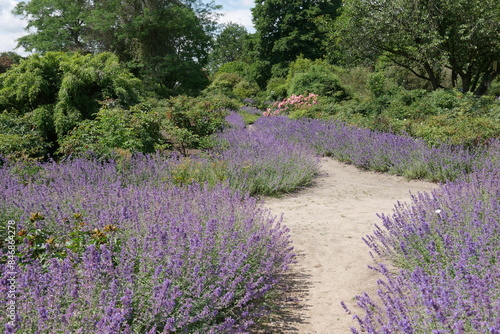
[
  {"xmin": 214, "ymin": 0, "xmax": 255, "ymax": 32},
  {"xmin": 217, "ymin": 8, "xmax": 255, "ymax": 32},
  {"xmin": 0, "ymin": 0, "xmax": 29, "ymax": 54}
]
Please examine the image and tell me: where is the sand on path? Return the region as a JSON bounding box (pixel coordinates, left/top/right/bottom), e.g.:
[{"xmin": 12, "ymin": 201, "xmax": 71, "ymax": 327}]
[{"xmin": 259, "ymin": 158, "xmax": 436, "ymax": 333}]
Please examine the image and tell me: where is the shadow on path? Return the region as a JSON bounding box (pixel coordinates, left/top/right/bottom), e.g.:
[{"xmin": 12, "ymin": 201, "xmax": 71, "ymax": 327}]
[{"xmin": 251, "ymin": 252, "xmax": 314, "ymax": 333}]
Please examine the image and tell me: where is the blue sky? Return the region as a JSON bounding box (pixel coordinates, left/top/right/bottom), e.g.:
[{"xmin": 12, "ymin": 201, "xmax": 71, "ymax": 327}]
[
  {"xmin": 210, "ymin": 0, "xmax": 255, "ymax": 32},
  {"xmin": 0, "ymin": 0, "xmax": 255, "ymax": 55}
]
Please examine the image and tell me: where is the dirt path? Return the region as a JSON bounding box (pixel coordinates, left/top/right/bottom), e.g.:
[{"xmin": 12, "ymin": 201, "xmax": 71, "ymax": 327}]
[{"xmin": 260, "ymin": 158, "xmax": 436, "ymax": 333}]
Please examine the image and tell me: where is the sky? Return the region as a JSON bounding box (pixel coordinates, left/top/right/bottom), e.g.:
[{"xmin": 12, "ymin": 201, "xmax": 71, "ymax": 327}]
[{"xmin": 0, "ymin": 0, "xmax": 255, "ymax": 55}]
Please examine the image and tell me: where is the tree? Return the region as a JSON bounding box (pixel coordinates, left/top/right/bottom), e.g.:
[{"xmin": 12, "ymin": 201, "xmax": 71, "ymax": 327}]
[
  {"xmin": 209, "ymin": 23, "xmax": 249, "ymax": 73},
  {"xmin": 251, "ymin": 0, "xmax": 342, "ymax": 88},
  {"xmin": 334, "ymin": 0, "xmax": 500, "ymax": 94},
  {"xmin": 13, "ymin": 0, "xmax": 220, "ymax": 96},
  {"xmin": 14, "ymin": 0, "xmax": 89, "ymax": 53}
]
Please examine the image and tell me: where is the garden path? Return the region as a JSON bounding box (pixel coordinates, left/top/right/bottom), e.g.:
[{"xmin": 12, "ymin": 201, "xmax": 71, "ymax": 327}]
[{"xmin": 259, "ymin": 157, "xmax": 436, "ymax": 333}]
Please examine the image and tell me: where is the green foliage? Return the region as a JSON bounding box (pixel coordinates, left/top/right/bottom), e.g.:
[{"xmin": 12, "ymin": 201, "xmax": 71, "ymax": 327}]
[
  {"xmin": 209, "ymin": 23, "xmax": 249, "ymax": 73},
  {"xmin": 325, "ymin": 88, "xmax": 500, "ymax": 146},
  {"xmin": 285, "ymin": 57, "xmax": 317, "ymax": 83},
  {"xmin": 239, "ymin": 111, "xmax": 261, "ymax": 125},
  {"xmin": 288, "ymin": 66, "xmax": 349, "ymax": 101},
  {"xmin": 13, "ymin": 0, "xmax": 88, "ymax": 53},
  {"xmin": 2, "ymin": 212, "xmax": 121, "ymax": 269},
  {"xmin": 335, "ymin": 67, "xmax": 373, "ymax": 99},
  {"xmin": 334, "ymin": 0, "xmax": 500, "ymax": 94},
  {"xmin": 266, "ymin": 77, "xmax": 288, "ymax": 101},
  {"xmin": 169, "ymin": 157, "xmax": 228, "ymax": 187},
  {"xmin": 13, "ymin": 0, "xmax": 219, "ymax": 97},
  {"xmin": 252, "ymin": 0, "xmax": 342, "ymax": 87},
  {"xmin": 0, "ymin": 52, "xmax": 64, "ymax": 113},
  {"xmin": 0, "ymin": 52, "xmax": 143, "ymax": 157},
  {"xmin": 487, "ymin": 78, "xmax": 500, "ymax": 97},
  {"xmin": 233, "ymin": 80, "xmax": 260, "ymax": 99},
  {"xmin": 57, "ymin": 104, "xmax": 164, "ymax": 158},
  {"xmin": 204, "ymin": 72, "xmax": 243, "ymax": 96},
  {"xmin": 367, "ymin": 72, "xmax": 387, "ymax": 98},
  {"xmin": 161, "ymin": 95, "xmax": 234, "ymax": 147},
  {"xmin": 168, "ymin": 95, "xmax": 234, "ymax": 135},
  {"xmin": 0, "ymin": 111, "xmax": 49, "ymax": 160},
  {"xmin": 216, "ymin": 61, "xmax": 248, "ymax": 77},
  {"xmin": 263, "ymin": 57, "xmax": 351, "ymax": 102},
  {"xmin": 42, "ymin": 93, "xmax": 241, "ymax": 159},
  {"xmin": 204, "ymin": 72, "xmax": 259, "ymax": 99}
]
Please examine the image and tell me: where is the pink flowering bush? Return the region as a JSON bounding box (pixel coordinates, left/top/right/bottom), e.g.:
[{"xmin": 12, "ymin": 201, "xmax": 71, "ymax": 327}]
[{"xmin": 263, "ymin": 93, "xmax": 318, "ymax": 117}]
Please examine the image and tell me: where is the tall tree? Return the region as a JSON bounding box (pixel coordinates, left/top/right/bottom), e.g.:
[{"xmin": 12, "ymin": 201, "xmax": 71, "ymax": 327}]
[
  {"xmin": 13, "ymin": 0, "xmax": 220, "ymax": 96},
  {"xmin": 334, "ymin": 0, "xmax": 500, "ymax": 94},
  {"xmin": 252, "ymin": 0, "xmax": 342, "ymax": 88},
  {"xmin": 209, "ymin": 23, "xmax": 248, "ymax": 73}
]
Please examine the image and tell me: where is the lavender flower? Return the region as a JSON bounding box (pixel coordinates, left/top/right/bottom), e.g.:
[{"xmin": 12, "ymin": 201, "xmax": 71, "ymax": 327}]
[
  {"xmin": 349, "ymin": 168, "xmax": 500, "ymax": 333},
  {"xmin": 0, "ymin": 158, "xmax": 295, "ymax": 333}
]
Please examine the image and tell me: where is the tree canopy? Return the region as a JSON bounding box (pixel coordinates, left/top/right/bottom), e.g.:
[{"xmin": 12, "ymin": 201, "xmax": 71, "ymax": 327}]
[
  {"xmin": 334, "ymin": 0, "xmax": 500, "ymax": 94},
  {"xmin": 251, "ymin": 0, "xmax": 342, "ymax": 87},
  {"xmin": 209, "ymin": 23, "xmax": 249, "ymax": 73},
  {"xmin": 14, "ymin": 0, "xmax": 220, "ymax": 96}
]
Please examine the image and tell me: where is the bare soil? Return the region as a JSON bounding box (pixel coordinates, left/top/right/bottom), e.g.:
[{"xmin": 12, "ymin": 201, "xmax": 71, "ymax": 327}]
[{"xmin": 258, "ymin": 158, "xmax": 436, "ymax": 333}]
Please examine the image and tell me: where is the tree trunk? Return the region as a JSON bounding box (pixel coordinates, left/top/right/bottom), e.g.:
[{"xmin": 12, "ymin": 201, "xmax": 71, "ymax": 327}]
[
  {"xmin": 423, "ymin": 62, "xmax": 441, "ymax": 90},
  {"xmin": 460, "ymin": 72, "xmax": 471, "ymax": 93},
  {"xmin": 474, "ymin": 70, "xmax": 498, "ymax": 96}
]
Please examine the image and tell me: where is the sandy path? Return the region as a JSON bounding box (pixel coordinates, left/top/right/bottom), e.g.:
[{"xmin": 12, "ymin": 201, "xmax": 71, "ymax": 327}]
[{"xmin": 259, "ymin": 158, "xmax": 436, "ymax": 333}]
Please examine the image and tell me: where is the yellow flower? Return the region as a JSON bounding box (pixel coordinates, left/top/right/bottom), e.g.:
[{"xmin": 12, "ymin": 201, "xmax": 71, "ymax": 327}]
[
  {"xmin": 103, "ymin": 224, "xmax": 118, "ymax": 232},
  {"xmin": 29, "ymin": 212, "xmax": 44, "ymax": 222}
]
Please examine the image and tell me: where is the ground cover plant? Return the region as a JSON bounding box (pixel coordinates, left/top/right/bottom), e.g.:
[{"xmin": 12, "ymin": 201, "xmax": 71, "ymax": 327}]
[
  {"xmin": 345, "ymin": 160, "xmax": 500, "ymax": 333},
  {"xmin": 0, "ymin": 157, "xmax": 295, "ymax": 333},
  {"xmin": 246, "ymin": 116, "xmax": 492, "ymax": 183},
  {"xmin": 1, "ymin": 109, "xmax": 498, "ymax": 333}
]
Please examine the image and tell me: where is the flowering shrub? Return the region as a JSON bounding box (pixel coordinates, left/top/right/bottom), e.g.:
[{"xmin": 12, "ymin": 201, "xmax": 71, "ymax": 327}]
[
  {"xmin": 263, "ymin": 93, "xmax": 318, "ymax": 117},
  {"xmin": 346, "ymin": 168, "xmax": 500, "ymax": 333},
  {"xmin": 212, "ymin": 126, "xmax": 320, "ymax": 195},
  {"xmin": 225, "ymin": 111, "xmax": 246, "ymax": 129},
  {"xmin": 0, "ymin": 158, "xmax": 294, "ymax": 333},
  {"xmin": 247, "ymin": 116, "xmax": 492, "ymax": 183},
  {"xmin": 0, "ymin": 114, "xmax": 498, "ymax": 333}
]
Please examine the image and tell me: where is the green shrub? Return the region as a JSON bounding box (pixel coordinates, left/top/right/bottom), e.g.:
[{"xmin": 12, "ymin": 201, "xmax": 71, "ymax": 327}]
[
  {"xmin": 233, "ymin": 80, "xmax": 259, "ymax": 98},
  {"xmin": 367, "ymin": 72, "xmax": 387, "ymax": 98},
  {"xmin": 288, "ymin": 66, "xmax": 350, "ymax": 101},
  {"xmin": 158, "ymin": 95, "xmax": 239, "ymax": 154},
  {"xmin": 320, "ymin": 87, "xmax": 500, "ymax": 146},
  {"xmin": 487, "ymin": 78, "xmax": 500, "ymax": 97},
  {"xmin": 57, "ymin": 104, "xmax": 165, "ymax": 158},
  {"xmin": 0, "ymin": 52, "xmax": 143, "ymax": 155},
  {"xmin": 204, "ymin": 72, "xmax": 259, "ymax": 99},
  {"xmin": 266, "ymin": 77, "xmax": 288, "ymax": 100},
  {"xmin": 0, "ymin": 111, "xmax": 49, "ymax": 160},
  {"xmin": 336, "ymin": 66, "xmax": 372, "ymax": 99},
  {"xmin": 217, "ymin": 61, "xmax": 248, "ymax": 77},
  {"xmin": 412, "ymin": 114, "xmax": 500, "ymax": 146}
]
